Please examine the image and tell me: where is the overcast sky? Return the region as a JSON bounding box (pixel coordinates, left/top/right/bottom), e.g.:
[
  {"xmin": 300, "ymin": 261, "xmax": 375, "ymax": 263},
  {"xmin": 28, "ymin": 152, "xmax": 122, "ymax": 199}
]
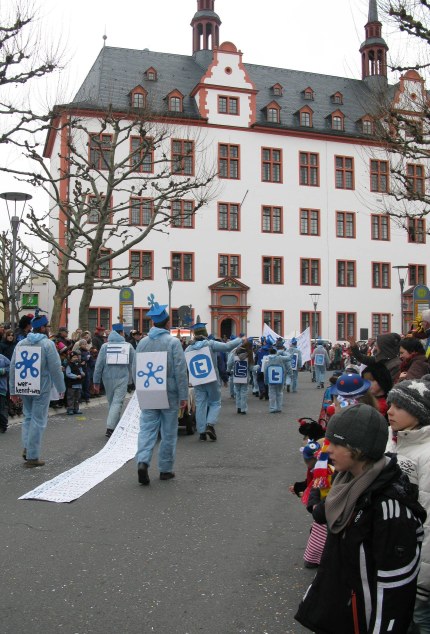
[{"xmin": 0, "ymin": 0, "xmax": 414, "ymax": 232}]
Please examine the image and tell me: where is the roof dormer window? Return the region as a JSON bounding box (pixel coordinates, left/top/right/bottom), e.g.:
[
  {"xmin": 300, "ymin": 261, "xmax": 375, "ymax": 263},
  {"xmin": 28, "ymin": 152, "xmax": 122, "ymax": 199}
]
[
  {"xmin": 263, "ymin": 101, "xmax": 281, "ymax": 124},
  {"xmin": 166, "ymin": 90, "xmax": 184, "ymax": 113},
  {"xmin": 145, "ymin": 67, "xmax": 157, "ymax": 81},
  {"xmin": 303, "ymin": 87, "xmax": 314, "ymax": 101},
  {"xmin": 271, "ymin": 83, "xmax": 283, "ymax": 97},
  {"xmin": 130, "ymin": 86, "xmax": 147, "ymax": 110},
  {"xmin": 330, "ymin": 110, "xmax": 345, "ymax": 131},
  {"xmin": 331, "ymin": 92, "xmax": 343, "ymax": 105},
  {"xmin": 298, "ymin": 106, "xmax": 313, "ymax": 128}
]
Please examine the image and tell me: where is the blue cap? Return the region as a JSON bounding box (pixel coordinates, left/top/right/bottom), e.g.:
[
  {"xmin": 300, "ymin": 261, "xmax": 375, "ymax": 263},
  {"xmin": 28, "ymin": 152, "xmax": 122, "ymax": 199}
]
[
  {"xmin": 147, "ymin": 294, "xmax": 169, "ymax": 324},
  {"xmin": 31, "ymin": 310, "xmax": 49, "ymax": 329},
  {"xmin": 112, "ymin": 323, "xmax": 124, "ymax": 332},
  {"xmin": 291, "ymin": 337, "xmax": 297, "ymax": 345},
  {"xmin": 191, "ymin": 322, "xmax": 207, "ymax": 330}
]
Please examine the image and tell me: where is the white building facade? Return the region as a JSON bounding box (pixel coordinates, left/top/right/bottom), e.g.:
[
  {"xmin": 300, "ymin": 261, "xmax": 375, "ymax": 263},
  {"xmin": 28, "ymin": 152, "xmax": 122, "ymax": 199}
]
[{"xmin": 45, "ymin": 0, "xmax": 430, "ymax": 341}]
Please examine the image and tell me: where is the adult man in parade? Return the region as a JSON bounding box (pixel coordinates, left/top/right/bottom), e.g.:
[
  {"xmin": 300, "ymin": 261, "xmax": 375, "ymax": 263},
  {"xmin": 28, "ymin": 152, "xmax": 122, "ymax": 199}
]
[
  {"xmin": 93, "ymin": 323, "xmax": 135, "ymax": 438},
  {"xmin": 9, "ymin": 311, "xmax": 65, "ymax": 467},
  {"xmin": 288, "ymin": 337, "xmax": 303, "ymax": 393},
  {"xmin": 134, "ymin": 297, "xmax": 188, "ymax": 486}
]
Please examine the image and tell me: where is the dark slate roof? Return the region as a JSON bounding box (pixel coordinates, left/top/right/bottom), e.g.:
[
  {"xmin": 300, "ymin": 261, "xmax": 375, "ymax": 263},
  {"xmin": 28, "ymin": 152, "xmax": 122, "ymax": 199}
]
[{"xmin": 71, "ymin": 46, "xmax": 396, "ymax": 139}]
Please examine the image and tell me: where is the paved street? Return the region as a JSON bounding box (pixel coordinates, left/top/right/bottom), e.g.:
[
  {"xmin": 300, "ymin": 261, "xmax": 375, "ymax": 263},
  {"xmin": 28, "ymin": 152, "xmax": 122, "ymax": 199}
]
[{"xmin": 1, "ymin": 372, "xmax": 326, "ymax": 634}]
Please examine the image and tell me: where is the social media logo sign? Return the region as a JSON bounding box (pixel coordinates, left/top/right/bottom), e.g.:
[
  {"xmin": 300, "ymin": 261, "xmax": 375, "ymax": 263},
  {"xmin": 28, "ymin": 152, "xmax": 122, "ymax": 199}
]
[
  {"xmin": 185, "ymin": 349, "xmax": 217, "ymax": 386},
  {"xmin": 267, "ymin": 365, "xmax": 284, "ymax": 385},
  {"xmin": 233, "ymin": 359, "xmax": 248, "ymax": 384},
  {"xmin": 136, "ymin": 351, "xmax": 169, "ymax": 410},
  {"xmin": 14, "ymin": 346, "xmax": 41, "ymax": 395},
  {"xmin": 291, "ymin": 353, "xmax": 298, "ymax": 370}
]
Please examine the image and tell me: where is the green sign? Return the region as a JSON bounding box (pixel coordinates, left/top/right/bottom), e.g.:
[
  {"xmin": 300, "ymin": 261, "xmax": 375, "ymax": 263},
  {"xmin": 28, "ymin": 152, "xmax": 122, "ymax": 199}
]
[{"xmin": 22, "ymin": 293, "xmax": 39, "ymax": 308}]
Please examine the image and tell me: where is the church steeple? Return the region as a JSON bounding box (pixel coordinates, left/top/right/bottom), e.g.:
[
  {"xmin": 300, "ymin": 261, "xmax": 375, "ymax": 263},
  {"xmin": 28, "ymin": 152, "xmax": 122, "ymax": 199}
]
[
  {"xmin": 191, "ymin": 0, "xmax": 221, "ymax": 54},
  {"xmin": 360, "ymin": 0, "xmax": 388, "ymax": 84}
]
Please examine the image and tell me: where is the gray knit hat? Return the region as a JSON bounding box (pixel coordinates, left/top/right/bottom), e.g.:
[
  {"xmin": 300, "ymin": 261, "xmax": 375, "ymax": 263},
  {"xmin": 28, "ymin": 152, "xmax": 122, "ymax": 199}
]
[
  {"xmin": 387, "ymin": 374, "xmax": 430, "ymax": 427},
  {"xmin": 326, "ymin": 403, "xmax": 388, "ymax": 460}
]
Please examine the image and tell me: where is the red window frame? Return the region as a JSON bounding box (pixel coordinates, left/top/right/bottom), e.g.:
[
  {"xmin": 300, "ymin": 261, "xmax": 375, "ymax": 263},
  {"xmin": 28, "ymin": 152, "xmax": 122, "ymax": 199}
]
[
  {"xmin": 408, "ymin": 264, "xmax": 427, "ymax": 286},
  {"xmin": 129, "ymin": 250, "xmax": 154, "ymax": 280},
  {"xmin": 371, "ymin": 214, "xmax": 390, "ymax": 241},
  {"xmin": 87, "ymin": 195, "xmax": 113, "ymax": 224},
  {"xmin": 130, "ymin": 136, "xmax": 154, "ymax": 173},
  {"xmin": 171, "ymin": 200, "xmax": 195, "ymax": 229},
  {"xmin": 218, "ymin": 96, "xmax": 239, "ymax": 115},
  {"xmin": 370, "ymin": 160, "xmax": 389, "ymax": 193},
  {"xmin": 337, "ymin": 260, "xmax": 356, "ymax": 287},
  {"xmin": 406, "ymin": 163, "xmax": 425, "ymax": 195},
  {"xmin": 171, "ymin": 139, "xmax": 194, "ymax": 176},
  {"xmin": 261, "ymin": 205, "xmax": 283, "ymax": 233},
  {"xmin": 372, "ymin": 313, "xmax": 391, "ymax": 337},
  {"xmin": 300, "ymin": 258, "xmax": 321, "ymax": 286},
  {"xmin": 335, "ymin": 156, "xmax": 355, "ymax": 190},
  {"xmin": 218, "ymin": 143, "xmax": 240, "ymax": 180},
  {"xmin": 262, "ymin": 310, "xmax": 284, "ymax": 336},
  {"xmin": 262, "ymin": 256, "xmax": 283, "ymax": 284},
  {"xmin": 89, "ymin": 248, "xmax": 112, "ymax": 280},
  {"xmin": 301, "ymin": 311, "xmax": 321, "ymax": 336},
  {"xmin": 336, "ymin": 211, "xmax": 356, "ymax": 238},
  {"xmin": 336, "ymin": 312, "xmax": 356, "ymax": 341},
  {"xmin": 300, "ymin": 208, "xmax": 320, "ymax": 236},
  {"xmin": 407, "ymin": 217, "xmax": 426, "ymax": 243},
  {"xmin": 217, "ymin": 202, "xmax": 240, "ymax": 231},
  {"xmin": 299, "ymin": 152, "xmax": 319, "ymax": 186},
  {"xmin": 261, "ymin": 147, "xmax": 282, "ymax": 183},
  {"xmin": 171, "ymin": 252, "xmax": 194, "ymax": 282},
  {"xmin": 89, "ymin": 307, "xmax": 112, "ymax": 332},
  {"xmin": 89, "ymin": 133, "xmax": 112, "ymax": 171},
  {"xmin": 130, "ymin": 197, "xmax": 153, "ymax": 226},
  {"xmin": 218, "ymin": 254, "xmax": 241, "ymax": 278},
  {"xmin": 371, "ymin": 262, "xmax": 391, "ymax": 289}
]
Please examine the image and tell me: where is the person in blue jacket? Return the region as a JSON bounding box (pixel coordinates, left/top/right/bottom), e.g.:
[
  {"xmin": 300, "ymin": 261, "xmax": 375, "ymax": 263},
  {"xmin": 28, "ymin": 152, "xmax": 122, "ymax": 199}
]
[
  {"xmin": 288, "ymin": 337, "xmax": 303, "ymax": 393},
  {"xmin": 9, "ymin": 311, "xmax": 65, "ymax": 467},
  {"xmin": 134, "ymin": 297, "xmax": 188, "ymax": 485},
  {"xmin": 93, "ymin": 323, "xmax": 135, "ymax": 438},
  {"xmin": 186, "ymin": 322, "xmax": 245, "ymax": 441}
]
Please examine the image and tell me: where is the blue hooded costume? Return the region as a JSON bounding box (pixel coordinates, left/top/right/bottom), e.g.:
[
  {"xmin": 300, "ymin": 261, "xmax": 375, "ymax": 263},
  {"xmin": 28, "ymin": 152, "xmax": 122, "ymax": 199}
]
[
  {"xmin": 93, "ymin": 329, "xmax": 135, "ymax": 433},
  {"xmin": 10, "ymin": 331, "xmax": 65, "ymax": 461}
]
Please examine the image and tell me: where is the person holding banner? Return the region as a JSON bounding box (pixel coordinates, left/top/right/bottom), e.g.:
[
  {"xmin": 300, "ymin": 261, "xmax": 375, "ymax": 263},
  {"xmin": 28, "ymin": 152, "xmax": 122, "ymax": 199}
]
[
  {"xmin": 93, "ymin": 323, "xmax": 135, "ymax": 438},
  {"xmin": 10, "ymin": 312, "xmax": 65, "ymax": 467},
  {"xmin": 227, "ymin": 339, "xmax": 254, "ymax": 415},
  {"xmin": 288, "ymin": 338, "xmax": 303, "ymax": 393},
  {"xmin": 186, "ymin": 323, "xmax": 244, "ymax": 441},
  {"xmin": 134, "ymin": 297, "xmax": 188, "ymax": 485}
]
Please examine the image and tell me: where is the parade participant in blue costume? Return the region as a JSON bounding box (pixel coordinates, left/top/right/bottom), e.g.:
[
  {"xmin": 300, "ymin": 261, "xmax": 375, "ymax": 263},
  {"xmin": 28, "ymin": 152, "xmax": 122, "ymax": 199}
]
[
  {"xmin": 93, "ymin": 323, "xmax": 135, "ymax": 438},
  {"xmin": 9, "ymin": 309, "xmax": 65, "ymax": 467},
  {"xmin": 264, "ymin": 347, "xmax": 292, "ymax": 413},
  {"xmin": 288, "ymin": 337, "xmax": 303, "ymax": 393},
  {"xmin": 134, "ymin": 295, "xmax": 188, "ymax": 485},
  {"xmin": 186, "ymin": 320, "xmax": 244, "ymax": 441}
]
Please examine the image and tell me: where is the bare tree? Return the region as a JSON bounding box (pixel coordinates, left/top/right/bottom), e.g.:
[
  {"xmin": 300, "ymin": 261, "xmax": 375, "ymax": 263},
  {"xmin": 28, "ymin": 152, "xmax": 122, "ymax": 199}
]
[
  {"xmin": 0, "ymin": 232, "xmax": 34, "ymax": 323},
  {"xmin": 0, "ymin": 0, "xmax": 62, "ymax": 146},
  {"xmin": 4, "ymin": 106, "xmax": 217, "ymax": 331}
]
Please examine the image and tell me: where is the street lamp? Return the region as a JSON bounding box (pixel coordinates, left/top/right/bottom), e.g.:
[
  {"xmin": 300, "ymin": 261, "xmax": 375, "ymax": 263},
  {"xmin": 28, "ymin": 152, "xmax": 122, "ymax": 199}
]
[
  {"xmin": 393, "ymin": 265, "xmax": 409, "ymax": 335},
  {"xmin": 162, "ymin": 266, "xmax": 173, "ymax": 323},
  {"xmin": 0, "ymin": 191, "xmax": 33, "ymax": 330},
  {"xmin": 309, "ymin": 293, "xmax": 321, "ymax": 341}
]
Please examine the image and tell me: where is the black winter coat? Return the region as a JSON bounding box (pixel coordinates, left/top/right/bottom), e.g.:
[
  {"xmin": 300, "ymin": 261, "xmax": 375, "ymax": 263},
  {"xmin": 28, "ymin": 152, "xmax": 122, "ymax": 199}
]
[{"xmin": 295, "ymin": 456, "xmax": 426, "ymax": 634}]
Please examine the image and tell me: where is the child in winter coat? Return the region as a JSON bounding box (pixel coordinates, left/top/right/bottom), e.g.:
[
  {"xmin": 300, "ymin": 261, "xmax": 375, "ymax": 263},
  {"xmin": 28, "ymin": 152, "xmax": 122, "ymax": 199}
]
[
  {"xmin": 65, "ymin": 351, "xmax": 85, "ymax": 415},
  {"xmin": 386, "ymin": 375, "xmax": 430, "ymax": 633},
  {"xmin": 295, "ymin": 403, "xmax": 426, "ymax": 634}
]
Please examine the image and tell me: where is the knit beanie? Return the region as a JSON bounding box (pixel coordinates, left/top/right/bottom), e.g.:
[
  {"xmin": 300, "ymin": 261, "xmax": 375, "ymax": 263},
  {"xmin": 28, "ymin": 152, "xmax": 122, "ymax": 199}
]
[
  {"xmin": 326, "ymin": 403, "xmax": 388, "ymax": 460},
  {"xmin": 387, "ymin": 374, "xmax": 430, "ymax": 427},
  {"xmin": 361, "ymin": 361, "xmax": 393, "ymax": 396}
]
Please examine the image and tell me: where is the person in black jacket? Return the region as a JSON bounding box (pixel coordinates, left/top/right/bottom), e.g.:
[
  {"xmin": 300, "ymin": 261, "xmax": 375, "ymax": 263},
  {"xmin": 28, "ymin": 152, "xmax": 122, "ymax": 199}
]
[{"xmin": 295, "ymin": 403, "xmax": 426, "ymax": 634}]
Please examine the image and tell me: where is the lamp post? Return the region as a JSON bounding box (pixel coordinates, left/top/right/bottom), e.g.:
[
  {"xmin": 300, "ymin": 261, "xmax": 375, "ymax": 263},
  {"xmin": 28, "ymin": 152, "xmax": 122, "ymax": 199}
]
[
  {"xmin": 393, "ymin": 265, "xmax": 409, "ymax": 335},
  {"xmin": 162, "ymin": 266, "xmax": 173, "ymax": 324},
  {"xmin": 0, "ymin": 191, "xmax": 32, "ymax": 330},
  {"xmin": 309, "ymin": 293, "xmax": 321, "ymax": 341}
]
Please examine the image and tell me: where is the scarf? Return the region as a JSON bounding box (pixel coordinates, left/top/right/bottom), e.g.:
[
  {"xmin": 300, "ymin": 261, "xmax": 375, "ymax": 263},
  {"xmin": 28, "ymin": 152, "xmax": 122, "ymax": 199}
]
[{"xmin": 325, "ymin": 456, "xmax": 388, "ymax": 533}]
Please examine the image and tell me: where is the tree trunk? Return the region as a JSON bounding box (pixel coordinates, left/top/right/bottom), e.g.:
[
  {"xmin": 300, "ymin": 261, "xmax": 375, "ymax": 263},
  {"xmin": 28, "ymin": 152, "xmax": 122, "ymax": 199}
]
[
  {"xmin": 49, "ymin": 272, "xmax": 70, "ymax": 333},
  {"xmin": 78, "ymin": 273, "xmax": 97, "ymax": 332}
]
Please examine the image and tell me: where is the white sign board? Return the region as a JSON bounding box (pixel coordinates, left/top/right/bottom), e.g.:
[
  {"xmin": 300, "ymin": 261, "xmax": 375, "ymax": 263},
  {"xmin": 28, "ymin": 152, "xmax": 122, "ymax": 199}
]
[
  {"xmin": 14, "ymin": 346, "xmax": 41, "ymax": 395},
  {"xmin": 106, "ymin": 343, "xmax": 130, "ymax": 365},
  {"xmin": 185, "ymin": 348, "xmax": 217, "ymax": 386},
  {"xmin": 136, "ymin": 351, "xmax": 169, "ymax": 409}
]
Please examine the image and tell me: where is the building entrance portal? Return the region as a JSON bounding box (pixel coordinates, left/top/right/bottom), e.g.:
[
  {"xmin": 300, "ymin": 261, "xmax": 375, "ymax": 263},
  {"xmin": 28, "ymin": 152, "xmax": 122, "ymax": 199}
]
[
  {"xmin": 220, "ymin": 318, "xmax": 235, "ymax": 339},
  {"xmin": 209, "ymin": 277, "xmax": 250, "ymax": 338}
]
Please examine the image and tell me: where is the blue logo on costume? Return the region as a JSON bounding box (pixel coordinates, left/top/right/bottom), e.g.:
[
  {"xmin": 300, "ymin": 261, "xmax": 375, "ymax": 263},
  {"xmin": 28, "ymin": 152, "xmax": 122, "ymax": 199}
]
[
  {"xmin": 16, "ymin": 350, "xmax": 40, "ymax": 379},
  {"xmin": 189, "ymin": 354, "xmax": 212, "ymax": 379},
  {"xmin": 268, "ymin": 366, "xmax": 284, "ymax": 385},
  {"xmin": 234, "ymin": 360, "xmax": 248, "ymax": 378},
  {"xmin": 137, "ymin": 361, "xmax": 165, "ymax": 388}
]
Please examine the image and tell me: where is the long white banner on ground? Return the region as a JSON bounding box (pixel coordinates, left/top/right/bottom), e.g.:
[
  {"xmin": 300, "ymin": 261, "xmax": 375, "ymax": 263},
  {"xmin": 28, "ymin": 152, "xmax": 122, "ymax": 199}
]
[{"xmin": 19, "ymin": 393, "xmax": 141, "ymax": 503}]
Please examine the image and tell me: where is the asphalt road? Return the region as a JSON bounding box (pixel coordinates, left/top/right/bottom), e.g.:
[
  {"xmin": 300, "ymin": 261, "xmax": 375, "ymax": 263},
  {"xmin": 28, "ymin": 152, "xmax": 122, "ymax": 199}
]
[{"xmin": 1, "ymin": 372, "xmax": 326, "ymax": 634}]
